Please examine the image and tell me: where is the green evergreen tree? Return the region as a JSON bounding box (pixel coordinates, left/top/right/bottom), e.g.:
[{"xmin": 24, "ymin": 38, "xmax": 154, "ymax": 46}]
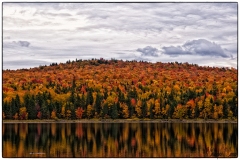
[
  {"xmin": 168, "ymin": 102, "xmax": 175, "ymax": 119},
  {"xmin": 118, "ymin": 91, "xmax": 125, "ymax": 103},
  {"xmin": 24, "ymin": 94, "xmax": 30, "ymax": 109},
  {"xmin": 127, "ymin": 98, "xmax": 134, "ymax": 118},
  {"xmin": 41, "ymin": 101, "xmax": 49, "ymax": 119},
  {"xmin": 94, "ymin": 92, "xmax": 102, "ymax": 114},
  {"xmin": 116, "ymin": 101, "xmax": 122, "ymax": 118},
  {"xmin": 142, "ymin": 100, "xmax": 147, "ymax": 118},
  {"xmin": 48, "ymin": 101, "xmax": 54, "ymax": 114},
  {"xmin": 3, "ymin": 101, "xmax": 11, "ymax": 119},
  {"xmin": 150, "ymin": 103, "xmax": 154, "ymax": 119},
  {"xmin": 55, "ymin": 101, "xmax": 62, "ymax": 118},
  {"xmin": 74, "ymin": 94, "xmax": 81, "ymax": 109},
  {"xmin": 70, "ymin": 103, "xmax": 75, "ymax": 119},
  {"xmin": 229, "ymin": 97, "xmax": 237, "ymax": 117},
  {"xmin": 187, "ymin": 106, "xmax": 191, "ymax": 119},
  {"xmin": 80, "ymin": 94, "xmax": 86, "ymax": 110},
  {"xmin": 15, "ymin": 94, "xmax": 21, "ymax": 109},
  {"xmin": 27, "ymin": 95, "xmax": 37, "ymax": 119},
  {"xmin": 194, "ymin": 104, "xmax": 200, "ymax": 118},
  {"xmin": 111, "ymin": 103, "xmax": 118, "ymax": 119},
  {"xmin": 223, "ymin": 100, "xmax": 228, "ymax": 119},
  {"xmin": 104, "ymin": 90, "xmax": 108, "ymax": 99},
  {"xmin": 86, "ymin": 90, "xmax": 93, "ymax": 107},
  {"xmin": 69, "ymin": 91, "xmax": 75, "ymax": 103},
  {"xmin": 3, "ymin": 101, "xmax": 7, "ymax": 116},
  {"xmin": 10, "ymin": 98, "xmax": 18, "ymax": 118},
  {"xmin": 36, "ymin": 93, "xmax": 43, "ymax": 107},
  {"xmin": 102, "ymin": 103, "xmax": 108, "ymax": 118}
]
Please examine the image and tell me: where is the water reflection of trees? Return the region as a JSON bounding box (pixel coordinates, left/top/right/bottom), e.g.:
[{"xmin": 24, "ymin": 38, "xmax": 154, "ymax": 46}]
[{"xmin": 3, "ymin": 123, "xmax": 237, "ymax": 158}]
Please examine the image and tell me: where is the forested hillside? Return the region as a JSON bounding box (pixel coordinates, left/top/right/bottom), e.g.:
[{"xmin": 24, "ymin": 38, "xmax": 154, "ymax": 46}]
[{"xmin": 2, "ymin": 58, "xmax": 238, "ymax": 120}]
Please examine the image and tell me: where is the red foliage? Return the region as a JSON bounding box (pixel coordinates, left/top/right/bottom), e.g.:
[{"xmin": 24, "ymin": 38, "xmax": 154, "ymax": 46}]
[
  {"xmin": 131, "ymin": 138, "xmax": 136, "ymax": 147},
  {"xmin": 75, "ymin": 107, "xmax": 84, "ymax": 119},
  {"xmin": 205, "ymin": 92, "xmax": 210, "ymax": 97},
  {"xmin": 3, "ymin": 87, "xmax": 9, "ymax": 92},
  {"xmin": 75, "ymin": 123, "xmax": 83, "ymax": 138},
  {"xmin": 80, "ymin": 86, "xmax": 86, "ymax": 94},
  {"xmin": 37, "ymin": 111, "xmax": 42, "ymax": 119},
  {"xmin": 131, "ymin": 98, "xmax": 136, "ymax": 106},
  {"xmin": 31, "ymin": 78, "xmax": 43, "ymax": 84}
]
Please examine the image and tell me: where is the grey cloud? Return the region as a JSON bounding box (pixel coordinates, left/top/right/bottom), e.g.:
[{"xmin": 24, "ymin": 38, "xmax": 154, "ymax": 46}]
[
  {"xmin": 58, "ymin": 13, "xmax": 72, "ymax": 17},
  {"xmin": 77, "ymin": 10, "xmax": 110, "ymax": 20},
  {"xmin": 66, "ymin": 18, "xmax": 78, "ymax": 21},
  {"xmin": 183, "ymin": 39, "xmax": 229, "ymax": 57},
  {"xmin": 33, "ymin": 11, "xmax": 71, "ymax": 17},
  {"xmin": 162, "ymin": 39, "xmax": 229, "ymax": 58},
  {"xmin": 16, "ymin": 41, "xmax": 30, "ymax": 47},
  {"xmin": 76, "ymin": 24, "xmax": 110, "ymax": 31},
  {"xmin": 137, "ymin": 46, "xmax": 159, "ymax": 57},
  {"xmin": 162, "ymin": 46, "xmax": 191, "ymax": 56},
  {"xmin": 4, "ymin": 41, "xmax": 31, "ymax": 48}
]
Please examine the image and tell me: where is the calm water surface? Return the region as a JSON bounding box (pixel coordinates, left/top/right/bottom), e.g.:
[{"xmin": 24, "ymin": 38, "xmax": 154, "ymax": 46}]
[{"xmin": 2, "ymin": 123, "xmax": 237, "ymax": 157}]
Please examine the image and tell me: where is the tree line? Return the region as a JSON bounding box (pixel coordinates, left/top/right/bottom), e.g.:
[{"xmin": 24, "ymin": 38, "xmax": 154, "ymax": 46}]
[{"xmin": 3, "ymin": 58, "xmax": 237, "ymax": 120}]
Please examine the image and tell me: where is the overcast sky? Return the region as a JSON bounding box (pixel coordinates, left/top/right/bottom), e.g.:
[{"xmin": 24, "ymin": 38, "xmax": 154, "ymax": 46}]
[{"xmin": 3, "ymin": 3, "xmax": 237, "ymax": 70}]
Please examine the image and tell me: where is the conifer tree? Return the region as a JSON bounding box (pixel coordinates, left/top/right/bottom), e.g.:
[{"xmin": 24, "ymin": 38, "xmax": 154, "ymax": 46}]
[
  {"xmin": 94, "ymin": 92, "xmax": 102, "ymax": 114},
  {"xmin": 111, "ymin": 103, "xmax": 118, "ymax": 119},
  {"xmin": 142, "ymin": 100, "xmax": 147, "ymax": 118}
]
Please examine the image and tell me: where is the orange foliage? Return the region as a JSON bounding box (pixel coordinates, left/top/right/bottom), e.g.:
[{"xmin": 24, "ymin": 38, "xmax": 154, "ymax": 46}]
[
  {"xmin": 13, "ymin": 113, "xmax": 19, "ymax": 120},
  {"xmin": 51, "ymin": 110, "xmax": 57, "ymax": 119},
  {"xmin": 2, "ymin": 112, "xmax": 6, "ymax": 120}
]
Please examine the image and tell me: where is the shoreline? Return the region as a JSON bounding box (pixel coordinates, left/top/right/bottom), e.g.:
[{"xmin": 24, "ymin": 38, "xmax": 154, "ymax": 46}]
[{"xmin": 2, "ymin": 119, "xmax": 237, "ymax": 124}]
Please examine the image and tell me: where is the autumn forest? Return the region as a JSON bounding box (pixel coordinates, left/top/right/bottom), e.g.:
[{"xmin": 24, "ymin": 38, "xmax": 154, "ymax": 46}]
[{"xmin": 2, "ymin": 58, "xmax": 238, "ymax": 120}]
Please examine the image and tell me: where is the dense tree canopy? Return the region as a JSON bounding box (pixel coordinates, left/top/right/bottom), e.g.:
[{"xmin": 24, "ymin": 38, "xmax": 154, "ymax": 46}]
[{"xmin": 2, "ymin": 58, "xmax": 238, "ymax": 120}]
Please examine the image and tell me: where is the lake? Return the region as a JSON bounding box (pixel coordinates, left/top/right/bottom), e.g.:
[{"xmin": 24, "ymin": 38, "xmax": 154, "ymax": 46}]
[{"xmin": 2, "ymin": 122, "xmax": 237, "ymax": 157}]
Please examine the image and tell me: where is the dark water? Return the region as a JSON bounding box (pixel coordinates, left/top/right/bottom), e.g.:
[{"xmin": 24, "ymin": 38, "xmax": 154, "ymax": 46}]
[{"xmin": 2, "ymin": 123, "xmax": 238, "ymax": 158}]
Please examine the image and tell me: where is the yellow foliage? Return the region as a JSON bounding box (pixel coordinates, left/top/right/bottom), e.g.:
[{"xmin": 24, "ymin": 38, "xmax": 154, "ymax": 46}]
[
  {"xmin": 135, "ymin": 100, "xmax": 142, "ymax": 118},
  {"xmin": 66, "ymin": 109, "xmax": 71, "ymax": 119},
  {"xmin": 19, "ymin": 107, "xmax": 28, "ymax": 120},
  {"xmin": 61, "ymin": 107, "xmax": 65, "ymax": 118},
  {"xmin": 154, "ymin": 100, "xmax": 161, "ymax": 117},
  {"xmin": 51, "ymin": 110, "xmax": 57, "ymax": 119},
  {"xmin": 120, "ymin": 103, "xmax": 129, "ymax": 118},
  {"xmin": 87, "ymin": 105, "xmax": 93, "ymax": 118}
]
